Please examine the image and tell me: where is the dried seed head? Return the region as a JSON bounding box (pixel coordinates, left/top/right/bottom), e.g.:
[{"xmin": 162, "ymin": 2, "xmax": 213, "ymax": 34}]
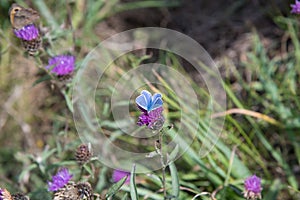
[
  {"xmin": 53, "ymin": 182, "xmax": 93, "ymax": 200},
  {"xmin": 53, "ymin": 181, "xmax": 77, "ymax": 200},
  {"xmin": 20, "ymin": 35, "xmax": 41, "ymax": 56},
  {"xmin": 75, "ymin": 144, "xmax": 92, "ymax": 165},
  {"xmin": 0, "ymin": 188, "xmax": 13, "ymax": 200},
  {"xmin": 76, "ymin": 182, "xmax": 93, "ymax": 200},
  {"xmin": 11, "ymin": 193, "xmax": 29, "ymax": 200}
]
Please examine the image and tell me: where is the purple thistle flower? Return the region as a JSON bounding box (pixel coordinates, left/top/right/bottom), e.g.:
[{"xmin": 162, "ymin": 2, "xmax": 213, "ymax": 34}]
[
  {"xmin": 14, "ymin": 24, "xmax": 39, "ymax": 41},
  {"xmin": 291, "ymin": 0, "xmax": 300, "ymax": 14},
  {"xmin": 112, "ymin": 170, "xmax": 130, "ymax": 185},
  {"xmin": 137, "ymin": 107, "xmax": 164, "ymax": 130},
  {"xmin": 0, "ymin": 188, "xmax": 3, "ymax": 200},
  {"xmin": 46, "ymin": 55, "xmax": 75, "ymax": 76},
  {"xmin": 48, "ymin": 168, "xmax": 73, "ymax": 192},
  {"xmin": 244, "ymin": 175, "xmax": 262, "ymax": 199}
]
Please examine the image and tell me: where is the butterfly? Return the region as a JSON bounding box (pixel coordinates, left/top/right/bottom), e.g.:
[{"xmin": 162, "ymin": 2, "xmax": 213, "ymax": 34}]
[
  {"xmin": 9, "ymin": 3, "xmax": 41, "ymax": 55},
  {"xmin": 135, "ymin": 90, "xmax": 163, "ymax": 112},
  {"xmin": 9, "ymin": 3, "xmax": 39, "ymax": 30}
]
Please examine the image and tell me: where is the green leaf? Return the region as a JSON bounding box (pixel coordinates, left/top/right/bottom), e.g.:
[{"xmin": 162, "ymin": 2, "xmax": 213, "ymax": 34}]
[
  {"xmin": 121, "ymin": 193, "xmax": 129, "ymax": 200},
  {"xmin": 54, "ymin": 160, "xmax": 77, "ymax": 166},
  {"xmin": 18, "ymin": 164, "xmax": 37, "ymax": 182},
  {"xmin": 95, "ymin": 166, "xmax": 108, "ymax": 192},
  {"xmin": 62, "ymin": 89, "xmax": 74, "ymax": 113},
  {"xmin": 41, "ymin": 148, "xmax": 57, "ymax": 161},
  {"xmin": 169, "ymin": 162, "xmax": 179, "ymax": 198},
  {"xmin": 32, "ymin": 74, "xmax": 51, "ymax": 86},
  {"xmin": 263, "ymin": 179, "xmax": 282, "ymax": 200},
  {"xmin": 121, "ymin": 186, "xmax": 163, "ymax": 200},
  {"xmin": 83, "ymin": 164, "xmax": 94, "ymax": 179},
  {"xmin": 106, "ymin": 176, "xmax": 128, "ymax": 198},
  {"xmin": 167, "ymin": 144, "xmax": 179, "ymax": 164},
  {"xmin": 130, "ymin": 164, "xmax": 139, "ymax": 200}
]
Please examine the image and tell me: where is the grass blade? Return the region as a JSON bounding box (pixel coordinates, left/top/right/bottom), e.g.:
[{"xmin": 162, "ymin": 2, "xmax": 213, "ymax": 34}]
[
  {"xmin": 130, "ymin": 164, "xmax": 139, "ymax": 200},
  {"xmin": 169, "ymin": 162, "xmax": 180, "ymax": 198},
  {"xmin": 106, "ymin": 176, "xmax": 128, "ymax": 198}
]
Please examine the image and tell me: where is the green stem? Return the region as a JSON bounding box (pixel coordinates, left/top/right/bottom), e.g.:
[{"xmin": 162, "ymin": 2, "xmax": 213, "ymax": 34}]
[
  {"xmin": 34, "ymin": 56, "xmax": 56, "ymax": 80},
  {"xmin": 158, "ymin": 130, "xmax": 167, "ymax": 199}
]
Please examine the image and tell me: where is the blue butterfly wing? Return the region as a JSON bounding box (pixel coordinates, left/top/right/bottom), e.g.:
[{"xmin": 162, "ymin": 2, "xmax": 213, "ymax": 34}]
[
  {"xmin": 135, "ymin": 95, "xmax": 148, "ymax": 110},
  {"xmin": 136, "ymin": 90, "xmax": 152, "ymax": 111},
  {"xmin": 149, "ymin": 93, "xmax": 163, "ymax": 111}
]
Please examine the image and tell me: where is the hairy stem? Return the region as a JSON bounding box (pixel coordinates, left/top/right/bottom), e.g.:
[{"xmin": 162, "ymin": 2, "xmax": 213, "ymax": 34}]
[{"xmin": 158, "ymin": 131, "xmax": 167, "ymax": 199}]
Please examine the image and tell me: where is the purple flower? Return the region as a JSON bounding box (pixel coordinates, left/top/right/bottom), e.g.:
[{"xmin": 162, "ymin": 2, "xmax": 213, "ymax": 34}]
[
  {"xmin": 244, "ymin": 175, "xmax": 262, "ymax": 199},
  {"xmin": 112, "ymin": 170, "xmax": 130, "ymax": 185},
  {"xmin": 14, "ymin": 24, "xmax": 39, "ymax": 41},
  {"xmin": 291, "ymin": 0, "xmax": 300, "ymax": 14},
  {"xmin": 46, "ymin": 55, "xmax": 75, "ymax": 76},
  {"xmin": 137, "ymin": 107, "xmax": 164, "ymax": 130},
  {"xmin": 48, "ymin": 168, "xmax": 73, "ymax": 191}
]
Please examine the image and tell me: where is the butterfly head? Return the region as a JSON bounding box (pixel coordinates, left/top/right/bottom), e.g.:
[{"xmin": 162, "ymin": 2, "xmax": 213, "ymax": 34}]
[{"xmin": 9, "ymin": 4, "xmax": 22, "ymax": 26}]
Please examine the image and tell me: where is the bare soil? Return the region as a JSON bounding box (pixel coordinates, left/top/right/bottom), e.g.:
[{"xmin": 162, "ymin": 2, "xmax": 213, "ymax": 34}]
[{"xmin": 96, "ymin": 0, "xmax": 288, "ymax": 61}]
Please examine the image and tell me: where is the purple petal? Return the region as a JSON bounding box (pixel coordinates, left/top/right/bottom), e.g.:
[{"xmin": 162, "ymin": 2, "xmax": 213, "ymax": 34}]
[
  {"xmin": 47, "ymin": 168, "xmax": 73, "ymax": 191},
  {"xmin": 112, "ymin": 170, "xmax": 130, "ymax": 184},
  {"xmin": 291, "ymin": 0, "xmax": 300, "ymax": 14},
  {"xmin": 14, "ymin": 24, "xmax": 39, "ymax": 41},
  {"xmin": 137, "ymin": 107, "xmax": 164, "ymax": 130},
  {"xmin": 46, "ymin": 55, "xmax": 75, "ymax": 76},
  {"xmin": 244, "ymin": 175, "xmax": 262, "ymax": 194}
]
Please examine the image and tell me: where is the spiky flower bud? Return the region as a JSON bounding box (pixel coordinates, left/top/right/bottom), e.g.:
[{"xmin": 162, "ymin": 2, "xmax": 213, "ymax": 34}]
[{"xmin": 75, "ymin": 144, "xmax": 92, "ymax": 165}]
